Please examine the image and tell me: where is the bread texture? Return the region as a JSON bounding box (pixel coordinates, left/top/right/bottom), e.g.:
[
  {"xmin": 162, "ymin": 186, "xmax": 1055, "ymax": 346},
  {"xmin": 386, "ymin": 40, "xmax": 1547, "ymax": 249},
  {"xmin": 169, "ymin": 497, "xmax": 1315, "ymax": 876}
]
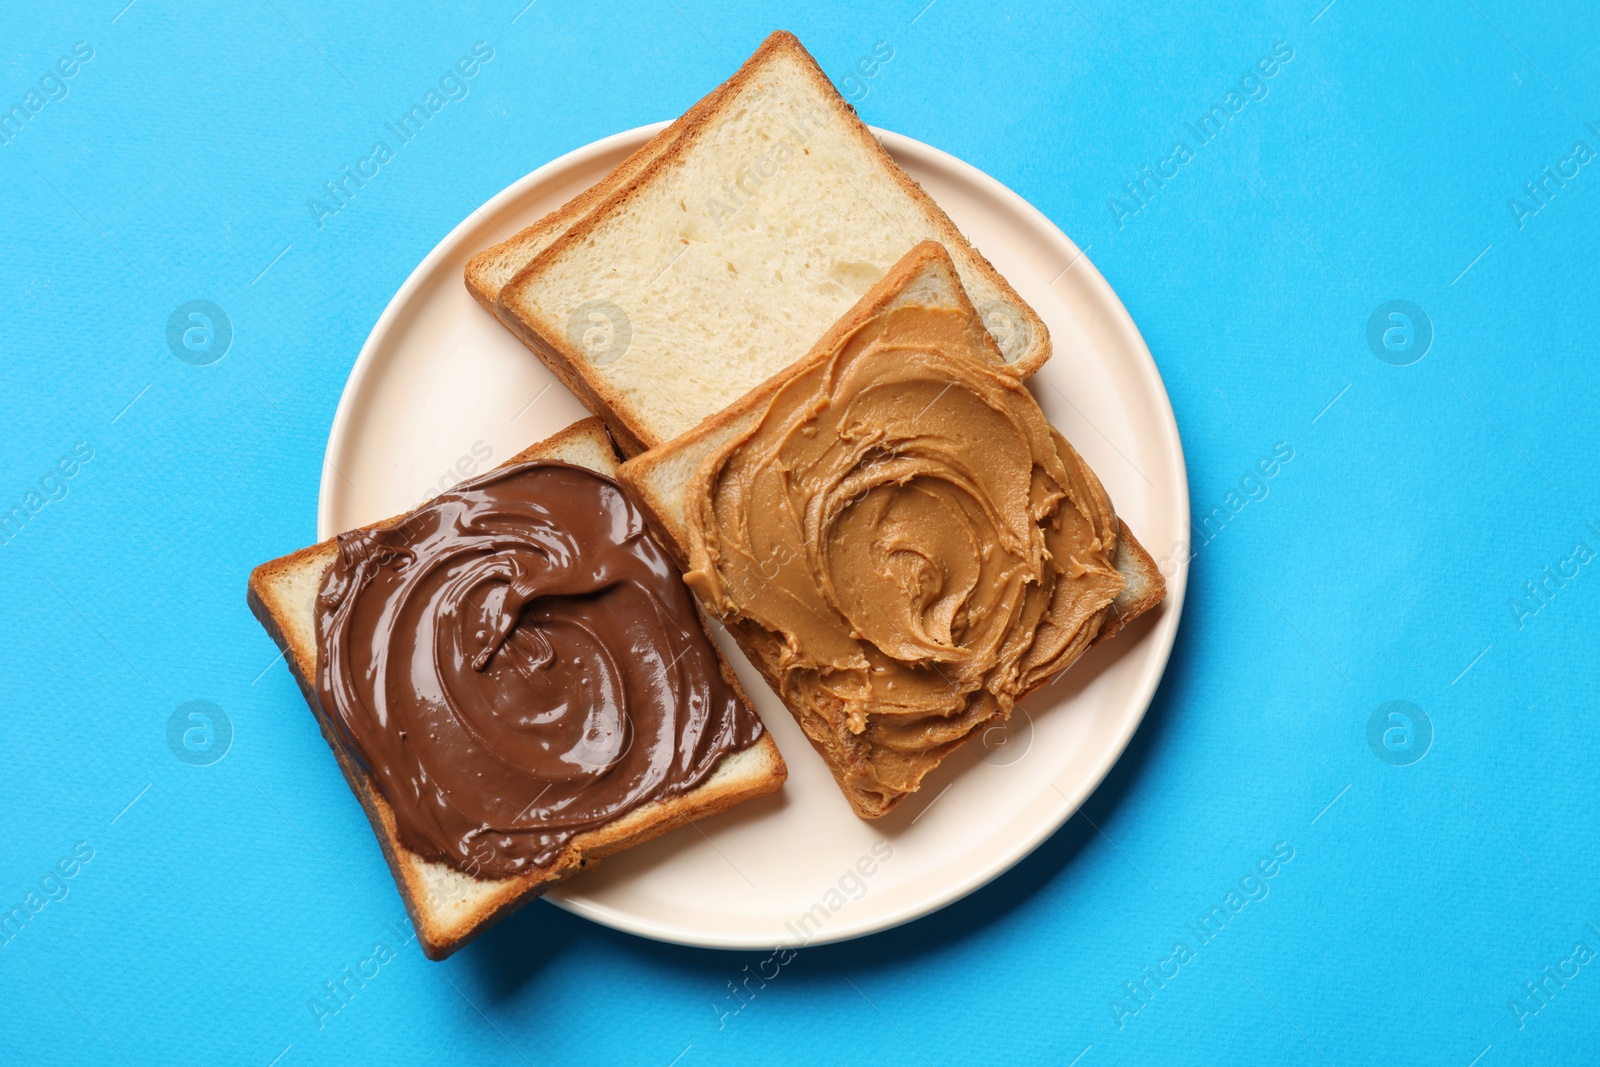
[
  {"xmin": 246, "ymin": 418, "xmax": 785, "ymax": 959},
  {"xmin": 491, "ymin": 30, "xmax": 1051, "ymax": 457},
  {"xmin": 619, "ymin": 244, "xmax": 1163, "ymax": 818},
  {"xmin": 465, "ymin": 134, "xmax": 666, "ymax": 313},
  {"xmin": 463, "ymin": 49, "xmax": 761, "ymax": 312},
  {"xmin": 466, "ymin": 123, "xmax": 683, "ymax": 312}
]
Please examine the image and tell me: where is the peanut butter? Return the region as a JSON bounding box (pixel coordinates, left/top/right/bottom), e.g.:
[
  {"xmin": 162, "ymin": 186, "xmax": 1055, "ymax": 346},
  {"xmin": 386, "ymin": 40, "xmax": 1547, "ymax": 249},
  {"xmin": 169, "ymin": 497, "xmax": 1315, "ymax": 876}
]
[{"xmin": 682, "ymin": 302, "xmax": 1123, "ymax": 802}]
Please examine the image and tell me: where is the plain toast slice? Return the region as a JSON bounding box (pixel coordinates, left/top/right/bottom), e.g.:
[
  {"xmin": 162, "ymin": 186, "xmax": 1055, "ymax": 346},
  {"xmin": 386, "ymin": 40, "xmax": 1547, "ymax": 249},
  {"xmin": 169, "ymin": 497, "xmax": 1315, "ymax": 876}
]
[
  {"xmin": 464, "ymin": 45, "xmax": 762, "ymax": 311},
  {"xmin": 247, "ymin": 418, "xmax": 785, "ymax": 958},
  {"xmin": 465, "ymin": 129, "xmax": 675, "ymax": 312},
  {"xmin": 466, "ymin": 114, "xmax": 693, "ymax": 311},
  {"xmin": 494, "ymin": 30, "xmax": 1051, "ymax": 456},
  {"xmin": 619, "ymin": 245, "xmax": 1163, "ymax": 817}
]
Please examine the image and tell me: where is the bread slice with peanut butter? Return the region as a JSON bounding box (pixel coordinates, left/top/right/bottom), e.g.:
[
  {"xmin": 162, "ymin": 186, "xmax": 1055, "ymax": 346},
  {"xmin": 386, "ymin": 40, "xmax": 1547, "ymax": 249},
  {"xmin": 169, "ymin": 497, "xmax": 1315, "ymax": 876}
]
[
  {"xmin": 247, "ymin": 418, "xmax": 785, "ymax": 959},
  {"xmin": 620, "ymin": 243, "xmax": 1163, "ymax": 819}
]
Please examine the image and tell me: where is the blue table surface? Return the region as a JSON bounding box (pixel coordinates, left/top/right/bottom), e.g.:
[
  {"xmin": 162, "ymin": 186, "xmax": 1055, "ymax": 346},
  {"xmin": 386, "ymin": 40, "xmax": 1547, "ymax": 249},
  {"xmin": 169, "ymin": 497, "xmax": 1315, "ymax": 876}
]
[{"xmin": 3, "ymin": 1, "xmax": 1597, "ymax": 1063}]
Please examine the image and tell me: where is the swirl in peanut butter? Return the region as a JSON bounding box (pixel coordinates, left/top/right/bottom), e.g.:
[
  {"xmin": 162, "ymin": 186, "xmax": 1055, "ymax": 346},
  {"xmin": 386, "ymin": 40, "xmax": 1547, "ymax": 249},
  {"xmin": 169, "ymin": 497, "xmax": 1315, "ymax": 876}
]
[
  {"xmin": 682, "ymin": 304, "xmax": 1122, "ymax": 803},
  {"xmin": 315, "ymin": 461, "xmax": 762, "ymax": 879}
]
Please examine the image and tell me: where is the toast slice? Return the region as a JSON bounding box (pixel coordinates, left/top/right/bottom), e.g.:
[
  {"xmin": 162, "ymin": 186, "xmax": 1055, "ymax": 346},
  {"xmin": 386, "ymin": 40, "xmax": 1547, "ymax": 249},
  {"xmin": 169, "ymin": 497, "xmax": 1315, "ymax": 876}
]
[
  {"xmin": 619, "ymin": 245, "xmax": 1163, "ymax": 818},
  {"xmin": 464, "ymin": 129, "xmax": 676, "ymax": 313},
  {"xmin": 466, "ymin": 117, "xmax": 689, "ymax": 312},
  {"xmin": 247, "ymin": 418, "xmax": 785, "ymax": 959},
  {"xmin": 493, "ymin": 30, "xmax": 1051, "ymax": 457},
  {"xmin": 464, "ymin": 46, "xmax": 761, "ymax": 311}
]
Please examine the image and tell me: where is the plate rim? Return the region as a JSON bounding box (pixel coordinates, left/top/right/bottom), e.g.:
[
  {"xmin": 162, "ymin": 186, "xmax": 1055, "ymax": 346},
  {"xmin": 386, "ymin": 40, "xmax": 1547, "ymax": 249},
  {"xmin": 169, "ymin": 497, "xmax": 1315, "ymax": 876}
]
[{"xmin": 319, "ymin": 122, "xmax": 1189, "ymax": 949}]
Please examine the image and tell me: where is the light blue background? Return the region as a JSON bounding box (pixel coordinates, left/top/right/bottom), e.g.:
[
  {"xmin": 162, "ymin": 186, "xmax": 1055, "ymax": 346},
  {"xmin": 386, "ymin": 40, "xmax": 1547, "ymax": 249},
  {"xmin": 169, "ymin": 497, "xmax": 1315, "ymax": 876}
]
[{"xmin": 2, "ymin": 1, "xmax": 1597, "ymax": 1063}]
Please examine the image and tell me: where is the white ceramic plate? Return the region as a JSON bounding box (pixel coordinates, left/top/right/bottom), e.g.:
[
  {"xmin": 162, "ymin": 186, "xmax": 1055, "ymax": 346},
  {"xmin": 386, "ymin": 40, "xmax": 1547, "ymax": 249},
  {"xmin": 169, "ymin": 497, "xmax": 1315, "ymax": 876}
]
[{"xmin": 320, "ymin": 123, "xmax": 1188, "ymax": 949}]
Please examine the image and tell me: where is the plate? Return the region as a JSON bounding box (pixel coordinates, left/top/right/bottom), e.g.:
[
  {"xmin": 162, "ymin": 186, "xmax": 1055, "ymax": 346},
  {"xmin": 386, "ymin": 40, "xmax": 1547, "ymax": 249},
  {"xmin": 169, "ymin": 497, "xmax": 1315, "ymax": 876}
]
[{"xmin": 319, "ymin": 123, "xmax": 1189, "ymax": 949}]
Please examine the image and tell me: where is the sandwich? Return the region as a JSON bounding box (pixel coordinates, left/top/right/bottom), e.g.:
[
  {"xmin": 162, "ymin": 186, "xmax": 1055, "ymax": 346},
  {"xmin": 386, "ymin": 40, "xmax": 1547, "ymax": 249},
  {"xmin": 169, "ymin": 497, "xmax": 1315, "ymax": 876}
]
[
  {"xmin": 619, "ymin": 243, "xmax": 1164, "ymax": 817},
  {"xmin": 247, "ymin": 418, "xmax": 785, "ymax": 958}
]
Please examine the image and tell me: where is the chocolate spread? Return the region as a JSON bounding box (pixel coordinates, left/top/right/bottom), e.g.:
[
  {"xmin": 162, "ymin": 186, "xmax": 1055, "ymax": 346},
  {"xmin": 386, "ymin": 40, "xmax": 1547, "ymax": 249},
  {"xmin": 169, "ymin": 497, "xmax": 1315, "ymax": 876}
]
[
  {"xmin": 315, "ymin": 461, "xmax": 762, "ymax": 880},
  {"xmin": 681, "ymin": 303, "xmax": 1123, "ymax": 802}
]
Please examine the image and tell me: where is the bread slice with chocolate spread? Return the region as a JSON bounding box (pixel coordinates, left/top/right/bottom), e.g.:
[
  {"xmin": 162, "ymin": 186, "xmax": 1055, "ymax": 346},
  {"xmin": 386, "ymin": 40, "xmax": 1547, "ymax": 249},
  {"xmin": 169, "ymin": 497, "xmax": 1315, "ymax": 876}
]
[{"xmin": 247, "ymin": 417, "xmax": 785, "ymax": 959}]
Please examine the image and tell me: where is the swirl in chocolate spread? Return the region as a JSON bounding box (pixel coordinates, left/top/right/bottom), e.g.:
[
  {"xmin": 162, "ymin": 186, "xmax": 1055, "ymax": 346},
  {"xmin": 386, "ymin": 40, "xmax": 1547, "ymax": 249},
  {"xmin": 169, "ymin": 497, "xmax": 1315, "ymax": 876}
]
[
  {"xmin": 682, "ymin": 302, "xmax": 1123, "ymax": 801},
  {"xmin": 314, "ymin": 461, "xmax": 761, "ymax": 880}
]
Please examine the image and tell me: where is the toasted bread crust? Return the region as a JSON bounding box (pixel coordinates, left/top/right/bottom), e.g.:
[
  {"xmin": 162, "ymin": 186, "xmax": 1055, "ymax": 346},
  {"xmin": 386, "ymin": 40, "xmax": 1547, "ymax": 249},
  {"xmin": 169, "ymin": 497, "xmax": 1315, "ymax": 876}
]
[
  {"xmin": 492, "ymin": 31, "xmax": 1051, "ymax": 458},
  {"xmin": 247, "ymin": 418, "xmax": 785, "ymax": 958},
  {"xmin": 1095, "ymin": 519, "xmax": 1166, "ymax": 644}
]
